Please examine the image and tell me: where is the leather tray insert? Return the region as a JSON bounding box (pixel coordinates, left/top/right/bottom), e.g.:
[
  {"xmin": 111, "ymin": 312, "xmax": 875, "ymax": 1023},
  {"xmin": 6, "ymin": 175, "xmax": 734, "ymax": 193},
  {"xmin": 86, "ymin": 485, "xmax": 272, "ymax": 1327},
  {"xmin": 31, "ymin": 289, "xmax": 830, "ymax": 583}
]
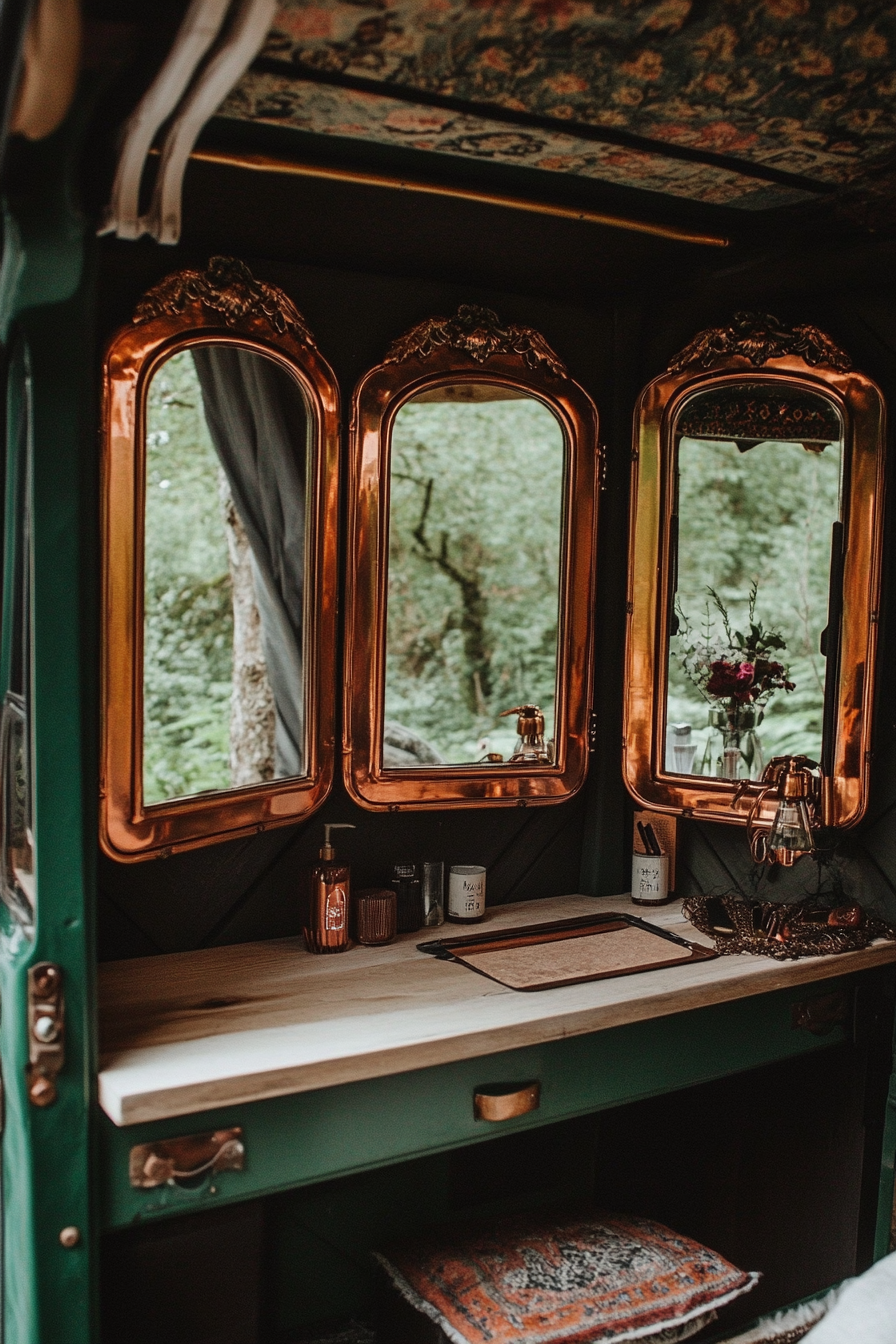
[{"xmin": 454, "ymin": 922, "xmax": 698, "ymax": 990}]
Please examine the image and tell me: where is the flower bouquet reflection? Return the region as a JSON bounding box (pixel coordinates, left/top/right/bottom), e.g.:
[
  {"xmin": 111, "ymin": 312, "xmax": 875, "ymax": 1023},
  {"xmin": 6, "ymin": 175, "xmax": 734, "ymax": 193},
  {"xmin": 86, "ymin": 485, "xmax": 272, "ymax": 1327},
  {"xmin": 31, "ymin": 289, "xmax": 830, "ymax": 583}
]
[{"xmin": 676, "ymin": 583, "xmax": 794, "ymax": 780}]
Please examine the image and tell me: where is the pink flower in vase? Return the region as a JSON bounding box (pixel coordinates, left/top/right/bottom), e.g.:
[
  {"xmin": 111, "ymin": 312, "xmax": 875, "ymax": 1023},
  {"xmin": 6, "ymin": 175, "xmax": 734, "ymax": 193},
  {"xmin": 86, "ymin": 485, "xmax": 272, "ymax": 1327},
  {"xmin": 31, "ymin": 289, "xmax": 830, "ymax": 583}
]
[
  {"xmin": 734, "ymin": 661, "xmax": 756, "ymax": 701},
  {"xmin": 705, "ymin": 659, "xmax": 742, "ymax": 699}
]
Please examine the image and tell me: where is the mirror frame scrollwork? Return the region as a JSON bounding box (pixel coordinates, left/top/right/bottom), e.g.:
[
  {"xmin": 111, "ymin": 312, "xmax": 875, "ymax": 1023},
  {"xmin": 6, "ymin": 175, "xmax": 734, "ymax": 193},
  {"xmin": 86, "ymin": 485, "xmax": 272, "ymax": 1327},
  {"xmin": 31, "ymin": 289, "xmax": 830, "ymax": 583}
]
[
  {"xmin": 624, "ymin": 312, "xmax": 886, "ymax": 831},
  {"xmin": 344, "ymin": 304, "xmax": 600, "ymax": 811},
  {"xmin": 100, "ymin": 257, "xmax": 340, "ymax": 861}
]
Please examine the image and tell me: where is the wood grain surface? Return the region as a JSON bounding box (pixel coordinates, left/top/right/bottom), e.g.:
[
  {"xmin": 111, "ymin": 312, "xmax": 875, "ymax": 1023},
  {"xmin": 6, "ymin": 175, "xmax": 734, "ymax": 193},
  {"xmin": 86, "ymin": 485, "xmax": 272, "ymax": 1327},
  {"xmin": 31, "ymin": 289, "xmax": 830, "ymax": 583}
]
[{"xmin": 98, "ymin": 893, "xmax": 896, "ymax": 1126}]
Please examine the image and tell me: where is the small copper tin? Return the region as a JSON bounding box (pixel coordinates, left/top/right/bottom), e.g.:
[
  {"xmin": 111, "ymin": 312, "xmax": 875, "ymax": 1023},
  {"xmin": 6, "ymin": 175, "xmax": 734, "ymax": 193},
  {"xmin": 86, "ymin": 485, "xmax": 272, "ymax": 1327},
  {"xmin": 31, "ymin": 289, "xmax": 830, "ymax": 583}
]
[{"xmin": 354, "ymin": 888, "xmax": 398, "ymax": 945}]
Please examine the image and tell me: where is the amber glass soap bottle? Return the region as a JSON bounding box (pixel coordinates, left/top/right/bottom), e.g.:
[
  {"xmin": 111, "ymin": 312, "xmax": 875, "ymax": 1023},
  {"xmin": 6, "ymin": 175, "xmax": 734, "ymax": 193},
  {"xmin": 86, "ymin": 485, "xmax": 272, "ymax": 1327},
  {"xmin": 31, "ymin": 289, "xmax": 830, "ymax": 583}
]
[{"xmin": 304, "ymin": 824, "xmax": 356, "ymax": 953}]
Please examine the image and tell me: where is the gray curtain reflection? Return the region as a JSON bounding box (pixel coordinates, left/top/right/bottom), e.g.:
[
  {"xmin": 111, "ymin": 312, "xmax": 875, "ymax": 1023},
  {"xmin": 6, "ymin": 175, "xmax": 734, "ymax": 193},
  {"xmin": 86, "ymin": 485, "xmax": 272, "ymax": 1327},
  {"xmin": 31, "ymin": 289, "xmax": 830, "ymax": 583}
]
[{"xmin": 191, "ymin": 347, "xmax": 306, "ymax": 777}]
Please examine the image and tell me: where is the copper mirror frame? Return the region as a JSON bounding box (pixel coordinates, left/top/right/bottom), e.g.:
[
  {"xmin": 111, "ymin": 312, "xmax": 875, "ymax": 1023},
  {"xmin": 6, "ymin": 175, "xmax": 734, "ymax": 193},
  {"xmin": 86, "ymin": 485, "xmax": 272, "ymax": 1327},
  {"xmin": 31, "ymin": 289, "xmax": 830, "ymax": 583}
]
[
  {"xmin": 100, "ymin": 258, "xmax": 340, "ymax": 860},
  {"xmin": 624, "ymin": 313, "xmax": 885, "ymax": 831},
  {"xmin": 344, "ymin": 305, "xmax": 599, "ymax": 811}
]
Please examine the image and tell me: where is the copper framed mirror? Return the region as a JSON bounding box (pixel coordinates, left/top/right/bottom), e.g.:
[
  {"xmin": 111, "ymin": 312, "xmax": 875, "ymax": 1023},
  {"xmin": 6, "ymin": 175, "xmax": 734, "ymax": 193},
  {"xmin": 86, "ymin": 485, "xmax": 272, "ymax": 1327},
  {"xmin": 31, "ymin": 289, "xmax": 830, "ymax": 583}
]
[
  {"xmin": 100, "ymin": 258, "xmax": 340, "ymax": 860},
  {"xmin": 624, "ymin": 312, "xmax": 885, "ymax": 831},
  {"xmin": 344, "ymin": 305, "xmax": 599, "ymax": 811}
]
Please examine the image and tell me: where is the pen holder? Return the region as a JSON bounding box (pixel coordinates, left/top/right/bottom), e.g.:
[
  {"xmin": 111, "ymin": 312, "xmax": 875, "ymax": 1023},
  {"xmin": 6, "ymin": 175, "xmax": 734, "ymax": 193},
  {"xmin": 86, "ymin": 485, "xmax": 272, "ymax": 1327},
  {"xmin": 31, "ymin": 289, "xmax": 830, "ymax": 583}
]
[{"xmin": 631, "ymin": 853, "xmax": 670, "ymax": 906}]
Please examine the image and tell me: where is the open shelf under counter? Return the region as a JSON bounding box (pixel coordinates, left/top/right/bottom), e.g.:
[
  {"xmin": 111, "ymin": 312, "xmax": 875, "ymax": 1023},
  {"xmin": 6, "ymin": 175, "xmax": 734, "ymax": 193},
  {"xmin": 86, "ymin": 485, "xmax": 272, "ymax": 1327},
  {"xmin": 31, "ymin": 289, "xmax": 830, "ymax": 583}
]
[{"xmin": 98, "ymin": 893, "xmax": 896, "ymax": 1126}]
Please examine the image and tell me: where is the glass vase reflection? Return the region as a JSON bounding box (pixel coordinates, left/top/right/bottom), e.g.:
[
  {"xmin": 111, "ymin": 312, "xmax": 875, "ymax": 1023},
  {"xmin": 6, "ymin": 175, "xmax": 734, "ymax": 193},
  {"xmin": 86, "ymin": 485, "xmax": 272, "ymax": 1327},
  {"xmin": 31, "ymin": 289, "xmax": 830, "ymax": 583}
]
[
  {"xmin": 668, "ymin": 722, "xmax": 697, "ymax": 775},
  {"xmin": 702, "ymin": 703, "xmax": 763, "ymax": 781}
]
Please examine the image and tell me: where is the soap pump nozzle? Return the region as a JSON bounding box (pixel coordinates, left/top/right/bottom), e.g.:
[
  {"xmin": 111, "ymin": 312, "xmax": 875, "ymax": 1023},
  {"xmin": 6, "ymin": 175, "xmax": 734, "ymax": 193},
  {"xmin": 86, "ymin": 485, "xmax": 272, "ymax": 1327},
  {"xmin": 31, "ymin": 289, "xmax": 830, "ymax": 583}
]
[
  {"xmin": 320, "ymin": 824, "xmax": 356, "ymax": 861},
  {"xmin": 500, "ymin": 704, "xmax": 551, "ymax": 764}
]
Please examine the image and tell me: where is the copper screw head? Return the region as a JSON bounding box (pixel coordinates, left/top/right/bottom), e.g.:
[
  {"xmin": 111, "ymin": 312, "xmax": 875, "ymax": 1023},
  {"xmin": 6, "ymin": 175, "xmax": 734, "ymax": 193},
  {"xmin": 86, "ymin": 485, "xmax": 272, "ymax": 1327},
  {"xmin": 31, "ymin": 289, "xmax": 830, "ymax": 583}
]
[
  {"xmin": 59, "ymin": 1227, "xmax": 80, "ymax": 1248},
  {"xmin": 32, "ymin": 966, "xmax": 58, "ymax": 997},
  {"xmin": 28, "ymin": 1073, "xmax": 56, "ymax": 1107}
]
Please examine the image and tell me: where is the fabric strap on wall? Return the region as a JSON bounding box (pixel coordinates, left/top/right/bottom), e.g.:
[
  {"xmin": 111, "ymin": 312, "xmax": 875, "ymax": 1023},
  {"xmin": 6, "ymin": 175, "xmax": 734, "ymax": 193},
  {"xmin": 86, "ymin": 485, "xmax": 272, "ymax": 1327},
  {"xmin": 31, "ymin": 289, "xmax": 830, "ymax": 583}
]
[{"xmin": 191, "ymin": 346, "xmax": 306, "ymax": 777}]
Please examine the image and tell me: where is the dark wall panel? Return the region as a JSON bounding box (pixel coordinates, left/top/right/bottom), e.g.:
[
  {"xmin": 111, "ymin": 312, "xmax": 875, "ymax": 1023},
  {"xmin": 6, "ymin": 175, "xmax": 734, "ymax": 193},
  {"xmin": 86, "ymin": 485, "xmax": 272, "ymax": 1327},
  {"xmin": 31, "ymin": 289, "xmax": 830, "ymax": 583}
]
[{"xmin": 595, "ymin": 1046, "xmax": 871, "ymax": 1332}]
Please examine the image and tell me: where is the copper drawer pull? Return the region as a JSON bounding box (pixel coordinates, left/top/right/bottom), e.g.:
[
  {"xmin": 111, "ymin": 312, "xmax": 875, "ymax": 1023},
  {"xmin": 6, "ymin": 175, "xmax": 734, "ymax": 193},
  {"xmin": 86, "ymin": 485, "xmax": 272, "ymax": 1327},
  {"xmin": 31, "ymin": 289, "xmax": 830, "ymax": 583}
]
[{"xmin": 473, "ymin": 1081, "xmax": 540, "ymax": 1122}]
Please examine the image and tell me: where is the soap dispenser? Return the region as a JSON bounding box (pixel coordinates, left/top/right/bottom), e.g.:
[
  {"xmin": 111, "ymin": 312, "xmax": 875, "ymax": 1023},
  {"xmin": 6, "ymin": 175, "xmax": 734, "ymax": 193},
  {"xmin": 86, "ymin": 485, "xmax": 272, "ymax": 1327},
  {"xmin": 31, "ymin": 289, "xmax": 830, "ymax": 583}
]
[
  {"xmin": 304, "ymin": 824, "xmax": 356, "ymax": 954},
  {"xmin": 500, "ymin": 705, "xmax": 553, "ymax": 764}
]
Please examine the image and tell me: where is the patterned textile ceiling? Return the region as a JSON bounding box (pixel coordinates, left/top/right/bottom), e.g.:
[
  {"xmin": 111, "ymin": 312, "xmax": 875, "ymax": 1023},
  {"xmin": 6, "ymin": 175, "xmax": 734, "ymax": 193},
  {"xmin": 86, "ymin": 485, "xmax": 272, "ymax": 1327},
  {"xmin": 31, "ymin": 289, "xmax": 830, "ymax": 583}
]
[{"xmin": 219, "ymin": 1, "xmax": 896, "ymax": 211}]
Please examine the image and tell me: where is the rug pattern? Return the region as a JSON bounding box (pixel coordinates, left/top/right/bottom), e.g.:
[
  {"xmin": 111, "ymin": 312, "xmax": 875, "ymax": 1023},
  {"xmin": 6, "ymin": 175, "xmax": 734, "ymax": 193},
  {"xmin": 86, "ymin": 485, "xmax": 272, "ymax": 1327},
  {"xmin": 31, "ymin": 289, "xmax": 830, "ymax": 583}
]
[{"xmin": 375, "ymin": 1209, "xmax": 760, "ymax": 1344}]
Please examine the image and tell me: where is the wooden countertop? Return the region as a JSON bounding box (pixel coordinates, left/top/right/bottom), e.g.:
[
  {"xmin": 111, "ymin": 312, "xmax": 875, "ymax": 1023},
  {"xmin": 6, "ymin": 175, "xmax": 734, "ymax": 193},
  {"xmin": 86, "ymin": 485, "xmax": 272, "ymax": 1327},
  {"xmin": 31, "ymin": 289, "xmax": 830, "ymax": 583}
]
[{"xmin": 98, "ymin": 894, "xmax": 896, "ymax": 1126}]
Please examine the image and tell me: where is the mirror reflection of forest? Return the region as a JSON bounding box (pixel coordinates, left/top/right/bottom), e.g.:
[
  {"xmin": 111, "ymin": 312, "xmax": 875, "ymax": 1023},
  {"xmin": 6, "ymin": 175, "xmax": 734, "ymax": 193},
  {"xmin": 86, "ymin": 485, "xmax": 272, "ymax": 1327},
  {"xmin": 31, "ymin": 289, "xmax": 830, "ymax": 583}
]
[
  {"xmin": 385, "ymin": 387, "xmax": 565, "ymax": 766},
  {"xmin": 143, "ymin": 347, "xmax": 307, "ymax": 804},
  {"xmin": 667, "ymin": 383, "xmax": 843, "ymax": 781}
]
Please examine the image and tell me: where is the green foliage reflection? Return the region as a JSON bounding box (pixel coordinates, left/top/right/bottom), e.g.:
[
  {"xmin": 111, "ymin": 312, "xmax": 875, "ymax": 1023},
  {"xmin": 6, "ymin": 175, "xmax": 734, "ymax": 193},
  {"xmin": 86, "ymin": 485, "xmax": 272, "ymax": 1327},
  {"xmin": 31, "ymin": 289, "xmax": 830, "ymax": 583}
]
[
  {"xmin": 386, "ymin": 395, "xmax": 564, "ymax": 764},
  {"xmin": 669, "ymin": 434, "xmax": 842, "ymax": 772},
  {"xmin": 143, "ymin": 351, "xmax": 233, "ymax": 803}
]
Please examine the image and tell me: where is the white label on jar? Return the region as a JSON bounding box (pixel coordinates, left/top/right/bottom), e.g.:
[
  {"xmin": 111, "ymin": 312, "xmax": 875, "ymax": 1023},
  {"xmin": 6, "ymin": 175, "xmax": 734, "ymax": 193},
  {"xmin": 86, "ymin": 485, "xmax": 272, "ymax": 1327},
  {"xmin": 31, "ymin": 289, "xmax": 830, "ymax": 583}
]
[
  {"xmin": 448, "ymin": 867, "xmax": 486, "ymax": 918},
  {"xmin": 631, "ymin": 854, "xmax": 669, "ymax": 903},
  {"xmin": 325, "ymin": 887, "xmax": 346, "ymax": 930}
]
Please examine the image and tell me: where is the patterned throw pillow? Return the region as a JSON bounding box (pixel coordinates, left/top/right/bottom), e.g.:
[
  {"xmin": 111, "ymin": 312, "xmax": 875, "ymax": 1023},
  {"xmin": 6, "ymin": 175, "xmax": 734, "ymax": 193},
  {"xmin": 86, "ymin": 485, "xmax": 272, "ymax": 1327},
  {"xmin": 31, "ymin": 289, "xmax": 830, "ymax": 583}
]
[{"xmin": 374, "ymin": 1208, "xmax": 760, "ymax": 1344}]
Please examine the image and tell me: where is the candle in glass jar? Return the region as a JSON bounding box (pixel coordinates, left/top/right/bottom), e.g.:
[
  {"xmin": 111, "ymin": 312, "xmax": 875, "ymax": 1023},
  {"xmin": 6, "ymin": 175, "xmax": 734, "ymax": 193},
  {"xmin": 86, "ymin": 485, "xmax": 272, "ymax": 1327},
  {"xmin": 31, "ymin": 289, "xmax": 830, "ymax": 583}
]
[
  {"xmin": 447, "ymin": 865, "xmax": 486, "ymax": 923},
  {"xmin": 422, "ymin": 861, "xmax": 445, "ymax": 927},
  {"xmin": 391, "ymin": 862, "xmax": 423, "ymax": 932}
]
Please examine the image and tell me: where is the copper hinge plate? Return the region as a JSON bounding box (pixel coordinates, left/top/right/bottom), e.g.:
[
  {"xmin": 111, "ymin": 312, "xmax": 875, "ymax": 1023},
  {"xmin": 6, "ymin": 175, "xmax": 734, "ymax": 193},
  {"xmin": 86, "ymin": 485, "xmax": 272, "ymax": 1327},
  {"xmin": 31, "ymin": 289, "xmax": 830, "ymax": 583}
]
[{"xmin": 129, "ymin": 1127, "xmax": 245, "ymax": 1188}]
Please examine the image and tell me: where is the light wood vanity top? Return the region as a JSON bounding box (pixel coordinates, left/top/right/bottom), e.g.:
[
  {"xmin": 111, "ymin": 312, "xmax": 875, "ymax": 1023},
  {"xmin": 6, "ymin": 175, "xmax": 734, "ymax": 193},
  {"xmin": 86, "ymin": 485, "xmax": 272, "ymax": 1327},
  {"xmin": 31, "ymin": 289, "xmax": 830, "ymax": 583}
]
[{"xmin": 97, "ymin": 893, "xmax": 896, "ymax": 1126}]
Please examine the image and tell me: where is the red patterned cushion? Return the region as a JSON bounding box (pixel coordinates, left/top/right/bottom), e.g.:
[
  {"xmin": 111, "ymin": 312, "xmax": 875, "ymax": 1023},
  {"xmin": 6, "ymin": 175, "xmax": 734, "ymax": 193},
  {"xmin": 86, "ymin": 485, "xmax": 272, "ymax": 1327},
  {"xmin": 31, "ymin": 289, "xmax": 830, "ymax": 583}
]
[{"xmin": 374, "ymin": 1208, "xmax": 759, "ymax": 1344}]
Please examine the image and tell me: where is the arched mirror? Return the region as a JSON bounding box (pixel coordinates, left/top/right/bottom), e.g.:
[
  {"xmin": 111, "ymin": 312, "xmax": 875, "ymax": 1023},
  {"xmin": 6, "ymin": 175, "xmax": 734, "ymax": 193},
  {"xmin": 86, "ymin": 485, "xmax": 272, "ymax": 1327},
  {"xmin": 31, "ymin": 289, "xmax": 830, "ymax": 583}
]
[
  {"xmin": 101, "ymin": 258, "xmax": 340, "ymax": 860},
  {"xmin": 344, "ymin": 305, "xmax": 599, "ymax": 810},
  {"xmin": 624, "ymin": 313, "xmax": 885, "ymax": 831}
]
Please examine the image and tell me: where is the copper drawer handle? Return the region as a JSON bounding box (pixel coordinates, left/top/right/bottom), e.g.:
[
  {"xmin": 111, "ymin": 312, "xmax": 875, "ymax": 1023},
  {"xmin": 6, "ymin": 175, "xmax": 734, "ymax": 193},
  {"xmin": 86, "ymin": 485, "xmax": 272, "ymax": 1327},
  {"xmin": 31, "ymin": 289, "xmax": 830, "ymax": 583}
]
[{"xmin": 473, "ymin": 1081, "xmax": 540, "ymax": 1122}]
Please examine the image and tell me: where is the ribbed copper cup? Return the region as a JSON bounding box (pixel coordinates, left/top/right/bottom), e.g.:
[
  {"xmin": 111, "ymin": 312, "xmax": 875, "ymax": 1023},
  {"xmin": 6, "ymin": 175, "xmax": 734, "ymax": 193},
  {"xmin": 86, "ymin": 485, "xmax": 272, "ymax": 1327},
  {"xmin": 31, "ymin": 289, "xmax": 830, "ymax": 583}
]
[{"xmin": 354, "ymin": 888, "xmax": 397, "ymax": 945}]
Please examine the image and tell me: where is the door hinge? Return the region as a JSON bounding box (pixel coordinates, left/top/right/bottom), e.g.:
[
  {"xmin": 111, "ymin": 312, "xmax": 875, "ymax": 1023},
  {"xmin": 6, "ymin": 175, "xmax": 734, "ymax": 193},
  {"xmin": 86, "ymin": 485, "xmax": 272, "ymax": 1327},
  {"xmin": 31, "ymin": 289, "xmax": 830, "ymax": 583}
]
[
  {"xmin": 130, "ymin": 1127, "xmax": 245, "ymax": 1189},
  {"xmin": 27, "ymin": 962, "xmax": 64, "ymax": 1107}
]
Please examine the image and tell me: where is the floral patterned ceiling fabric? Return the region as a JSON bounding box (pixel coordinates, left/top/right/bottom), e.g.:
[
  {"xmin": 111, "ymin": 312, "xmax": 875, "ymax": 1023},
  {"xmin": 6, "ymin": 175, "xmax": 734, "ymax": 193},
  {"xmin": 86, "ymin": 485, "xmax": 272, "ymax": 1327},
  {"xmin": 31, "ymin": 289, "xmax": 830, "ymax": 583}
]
[
  {"xmin": 221, "ymin": 72, "xmax": 802, "ymax": 206},
  {"xmin": 218, "ymin": 0, "xmax": 896, "ymax": 209}
]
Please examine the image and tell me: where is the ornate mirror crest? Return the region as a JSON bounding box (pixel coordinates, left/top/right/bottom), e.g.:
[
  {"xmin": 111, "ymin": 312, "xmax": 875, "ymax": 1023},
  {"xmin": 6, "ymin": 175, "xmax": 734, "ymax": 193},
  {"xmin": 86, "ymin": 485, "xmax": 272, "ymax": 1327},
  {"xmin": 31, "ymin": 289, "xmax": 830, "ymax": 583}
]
[
  {"xmin": 344, "ymin": 305, "xmax": 600, "ymax": 811},
  {"xmin": 381, "ymin": 303, "xmax": 569, "ymax": 376},
  {"xmin": 624, "ymin": 311, "xmax": 885, "ymax": 832},
  {"xmin": 101, "ymin": 258, "xmax": 340, "ymax": 860},
  {"xmin": 667, "ymin": 311, "xmax": 854, "ymax": 374},
  {"xmin": 132, "ymin": 256, "xmax": 316, "ymax": 338}
]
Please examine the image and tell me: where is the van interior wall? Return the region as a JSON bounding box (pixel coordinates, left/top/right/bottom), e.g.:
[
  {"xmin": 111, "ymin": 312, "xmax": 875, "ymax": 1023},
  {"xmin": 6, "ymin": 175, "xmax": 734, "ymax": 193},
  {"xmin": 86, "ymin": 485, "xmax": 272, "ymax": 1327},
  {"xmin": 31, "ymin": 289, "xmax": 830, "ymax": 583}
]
[
  {"xmin": 94, "ymin": 158, "xmax": 896, "ymax": 960},
  {"xmin": 100, "ymin": 1039, "xmax": 885, "ymax": 1343}
]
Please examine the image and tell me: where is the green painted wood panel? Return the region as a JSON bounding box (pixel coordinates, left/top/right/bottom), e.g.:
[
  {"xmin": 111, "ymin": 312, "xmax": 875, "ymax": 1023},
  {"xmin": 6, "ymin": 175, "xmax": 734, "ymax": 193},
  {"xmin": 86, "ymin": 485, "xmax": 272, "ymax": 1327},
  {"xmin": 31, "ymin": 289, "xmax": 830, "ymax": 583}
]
[
  {"xmin": 0, "ymin": 105, "xmax": 97, "ymax": 1344},
  {"xmin": 102, "ymin": 980, "xmax": 851, "ymax": 1231}
]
